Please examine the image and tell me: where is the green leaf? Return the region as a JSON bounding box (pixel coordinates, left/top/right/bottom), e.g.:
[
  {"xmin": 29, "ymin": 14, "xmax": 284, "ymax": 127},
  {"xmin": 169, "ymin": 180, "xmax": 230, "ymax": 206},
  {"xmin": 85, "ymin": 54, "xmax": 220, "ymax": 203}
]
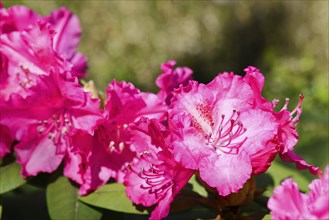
[
  {"xmin": 79, "ymin": 183, "xmax": 149, "ymax": 215},
  {"xmin": 188, "ymin": 175, "xmax": 208, "ymax": 197},
  {"xmin": 0, "ymin": 162, "xmax": 26, "ymax": 194},
  {"xmin": 47, "ymin": 176, "xmax": 102, "ymax": 220},
  {"xmin": 266, "ymin": 161, "xmax": 310, "ymax": 195},
  {"xmin": 255, "ymin": 173, "xmax": 274, "ymax": 190},
  {"xmin": 262, "ymin": 214, "xmax": 272, "ymax": 219}
]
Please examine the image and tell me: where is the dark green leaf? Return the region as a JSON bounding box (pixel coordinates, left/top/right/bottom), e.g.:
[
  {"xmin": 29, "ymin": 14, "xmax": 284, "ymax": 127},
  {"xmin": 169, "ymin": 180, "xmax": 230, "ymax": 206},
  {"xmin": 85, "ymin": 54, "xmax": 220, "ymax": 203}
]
[
  {"xmin": 255, "ymin": 173, "xmax": 274, "ymax": 190},
  {"xmin": 0, "ymin": 162, "xmax": 26, "ymax": 194},
  {"xmin": 79, "ymin": 183, "xmax": 148, "ymax": 215},
  {"xmin": 188, "ymin": 176, "xmax": 208, "ymax": 197},
  {"xmin": 46, "ymin": 176, "xmax": 102, "ymax": 220}
]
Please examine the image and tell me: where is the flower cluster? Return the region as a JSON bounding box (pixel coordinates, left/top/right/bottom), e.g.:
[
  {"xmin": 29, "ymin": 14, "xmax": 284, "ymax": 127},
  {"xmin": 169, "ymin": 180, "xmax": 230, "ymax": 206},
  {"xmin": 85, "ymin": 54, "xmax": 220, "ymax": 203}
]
[{"xmin": 0, "ymin": 5, "xmax": 324, "ymax": 220}]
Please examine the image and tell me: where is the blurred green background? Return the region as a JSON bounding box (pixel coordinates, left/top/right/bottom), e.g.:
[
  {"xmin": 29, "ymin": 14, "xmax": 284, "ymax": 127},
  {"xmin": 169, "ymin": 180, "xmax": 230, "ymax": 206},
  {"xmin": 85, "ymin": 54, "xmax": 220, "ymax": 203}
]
[{"xmin": 3, "ymin": 1, "xmax": 328, "ymax": 171}]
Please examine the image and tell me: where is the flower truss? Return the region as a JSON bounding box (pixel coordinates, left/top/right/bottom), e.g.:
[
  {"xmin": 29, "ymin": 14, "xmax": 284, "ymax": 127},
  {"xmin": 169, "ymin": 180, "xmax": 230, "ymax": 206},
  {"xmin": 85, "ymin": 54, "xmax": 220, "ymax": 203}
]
[{"xmin": 0, "ymin": 4, "xmax": 327, "ymax": 220}]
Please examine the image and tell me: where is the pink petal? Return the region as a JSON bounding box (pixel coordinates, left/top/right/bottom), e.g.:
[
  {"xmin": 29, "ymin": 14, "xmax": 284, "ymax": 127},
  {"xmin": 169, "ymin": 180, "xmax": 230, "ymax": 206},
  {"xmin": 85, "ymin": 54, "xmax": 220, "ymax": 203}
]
[
  {"xmin": 150, "ymin": 192, "xmax": 173, "ymax": 220},
  {"xmin": 171, "ymin": 131, "xmax": 210, "ymax": 170},
  {"xmin": 199, "ymin": 151, "xmax": 252, "ymax": 196},
  {"xmin": 170, "ymin": 81, "xmax": 214, "ymax": 134},
  {"xmin": 48, "ymin": 7, "xmax": 80, "ymax": 61},
  {"xmin": 65, "ymin": 130, "xmax": 113, "ymax": 195},
  {"xmin": 243, "ymin": 66, "xmax": 273, "ymax": 110},
  {"xmin": 0, "ymin": 5, "xmax": 40, "ymax": 34},
  {"xmin": 250, "ymin": 140, "xmax": 280, "ymax": 174},
  {"xmin": 268, "ymin": 178, "xmax": 307, "ymax": 220},
  {"xmin": 238, "ymin": 109, "xmax": 278, "ymax": 155},
  {"xmin": 280, "ymin": 150, "xmax": 320, "ymax": 175},
  {"xmin": 47, "ymin": 7, "xmax": 87, "ymax": 77},
  {"xmin": 156, "ymin": 60, "xmax": 192, "ymax": 105},
  {"xmin": 15, "ymin": 135, "xmax": 64, "ymax": 177}
]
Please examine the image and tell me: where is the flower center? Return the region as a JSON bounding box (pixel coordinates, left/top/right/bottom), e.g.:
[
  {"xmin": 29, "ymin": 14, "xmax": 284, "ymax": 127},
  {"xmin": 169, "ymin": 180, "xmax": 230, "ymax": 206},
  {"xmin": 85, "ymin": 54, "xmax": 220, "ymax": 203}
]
[
  {"xmin": 127, "ymin": 153, "xmax": 173, "ymax": 199},
  {"xmin": 205, "ymin": 110, "xmax": 247, "ymax": 155},
  {"xmin": 37, "ymin": 112, "xmax": 72, "ymax": 154},
  {"xmin": 98, "ymin": 122, "xmax": 129, "ymax": 153},
  {"xmin": 17, "ymin": 66, "xmax": 35, "ymax": 89}
]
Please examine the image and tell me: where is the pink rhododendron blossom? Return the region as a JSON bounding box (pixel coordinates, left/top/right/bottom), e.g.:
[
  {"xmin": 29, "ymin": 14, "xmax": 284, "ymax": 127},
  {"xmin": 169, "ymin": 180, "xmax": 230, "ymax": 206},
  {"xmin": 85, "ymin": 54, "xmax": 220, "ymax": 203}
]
[
  {"xmin": 0, "ymin": 5, "xmax": 87, "ymax": 77},
  {"xmin": 272, "ymin": 94, "xmax": 319, "ymax": 175},
  {"xmin": 65, "ymin": 80, "xmax": 167, "ymax": 194},
  {"xmin": 156, "ymin": 60, "xmax": 193, "ymax": 105},
  {"xmin": 0, "ymin": 21, "xmax": 71, "ymax": 99},
  {"xmin": 124, "ymin": 118, "xmax": 194, "ymax": 220},
  {"xmin": 235, "ymin": 66, "xmax": 318, "ymax": 175},
  {"xmin": 268, "ymin": 165, "xmax": 329, "ymax": 220},
  {"xmin": 45, "ymin": 7, "xmax": 87, "ymax": 77},
  {"xmin": 0, "ymin": 5, "xmax": 40, "ymax": 34},
  {"xmin": 0, "ymin": 71, "xmax": 102, "ymax": 177},
  {"xmin": 169, "ymin": 68, "xmax": 279, "ymax": 196}
]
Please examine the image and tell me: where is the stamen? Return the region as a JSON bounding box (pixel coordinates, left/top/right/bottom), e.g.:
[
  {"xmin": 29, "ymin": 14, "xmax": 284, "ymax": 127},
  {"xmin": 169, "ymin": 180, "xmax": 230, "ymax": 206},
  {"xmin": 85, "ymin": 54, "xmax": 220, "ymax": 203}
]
[
  {"xmin": 38, "ymin": 112, "xmax": 73, "ymax": 154},
  {"xmin": 127, "ymin": 157, "xmax": 174, "ymax": 199},
  {"xmin": 272, "ymin": 99, "xmax": 279, "ymax": 108},
  {"xmin": 206, "ymin": 110, "xmax": 247, "ymax": 155},
  {"xmin": 280, "ymin": 94, "xmax": 304, "ymax": 126},
  {"xmin": 281, "ymin": 98, "xmax": 290, "ymax": 110},
  {"xmin": 290, "ymin": 94, "xmax": 304, "ymax": 126}
]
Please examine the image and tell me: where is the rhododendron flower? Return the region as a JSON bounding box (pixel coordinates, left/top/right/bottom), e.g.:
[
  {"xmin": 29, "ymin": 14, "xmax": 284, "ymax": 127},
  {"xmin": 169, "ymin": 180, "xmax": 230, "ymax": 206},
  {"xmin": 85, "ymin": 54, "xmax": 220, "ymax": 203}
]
[
  {"xmin": 124, "ymin": 118, "xmax": 194, "ymax": 220},
  {"xmin": 66, "ymin": 80, "xmax": 167, "ymax": 194},
  {"xmin": 0, "ymin": 5, "xmax": 39, "ymax": 34},
  {"xmin": 46, "ymin": 7, "xmax": 87, "ymax": 77},
  {"xmin": 169, "ymin": 68, "xmax": 280, "ymax": 196},
  {"xmin": 0, "ymin": 21, "xmax": 71, "ymax": 99},
  {"xmin": 0, "ymin": 5, "xmax": 87, "ymax": 77},
  {"xmin": 273, "ymin": 95, "xmax": 320, "ymax": 175},
  {"xmin": 268, "ymin": 165, "xmax": 329, "ymax": 220},
  {"xmin": 242, "ymin": 67, "xmax": 319, "ymax": 174},
  {"xmin": 156, "ymin": 60, "xmax": 192, "ymax": 105},
  {"xmin": 0, "ymin": 71, "xmax": 102, "ymax": 177}
]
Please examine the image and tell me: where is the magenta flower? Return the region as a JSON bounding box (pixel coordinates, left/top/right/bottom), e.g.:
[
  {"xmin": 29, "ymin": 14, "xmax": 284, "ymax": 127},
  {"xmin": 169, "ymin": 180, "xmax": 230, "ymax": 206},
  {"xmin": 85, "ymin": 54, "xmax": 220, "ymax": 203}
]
[
  {"xmin": 0, "ymin": 5, "xmax": 40, "ymax": 34},
  {"xmin": 0, "ymin": 71, "xmax": 102, "ymax": 177},
  {"xmin": 0, "ymin": 5, "xmax": 87, "ymax": 77},
  {"xmin": 268, "ymin": 165, "xmax": 329, "ymax": 220},
  {"xmin": 156, "ymin": 60, "xmax": 193, "ymax": 105},
  {"xmin": 242, "ymin": 67, "xmax": 319, "ymax": 175},
  {"xmin": 169, "ymin": 68, "xmax": 280, "ymax": 196},
  {"xmin": 0, "ymin": 21, "xmax": 71, "ymax": 99},
  {"xmin": 272, "ymin": 95, "xmax": 320, "ymax": 175},
  {"xmin": 45, "ymin": 7, "xmax": 88, "ymax": 77},
  {"xmin": 124, "ymin": 118, "xmax": 194, "ymax": 220},
  {"xmin": 65, "ymin": 80, "xmax": 167, "ymax": 195}
]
